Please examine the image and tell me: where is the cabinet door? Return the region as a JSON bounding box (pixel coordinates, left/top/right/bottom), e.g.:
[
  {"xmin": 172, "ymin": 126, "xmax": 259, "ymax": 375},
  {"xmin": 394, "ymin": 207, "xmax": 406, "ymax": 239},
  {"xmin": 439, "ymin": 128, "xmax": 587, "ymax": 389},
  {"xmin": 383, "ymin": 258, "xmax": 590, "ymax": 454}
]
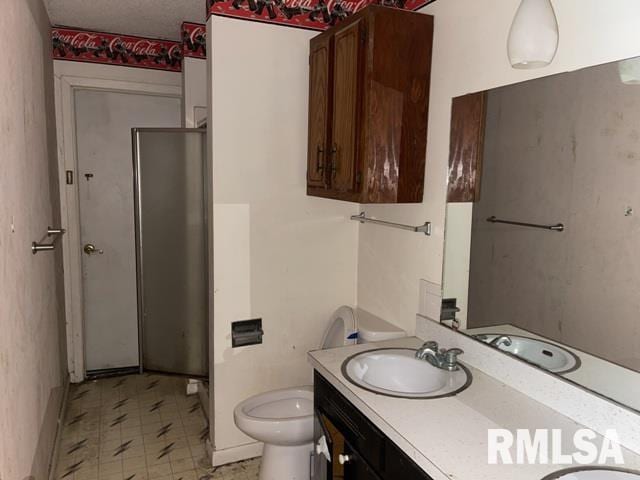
[
  {"xmin": 331, "ymin": 20, "xmax": 363, "ymax": 193},
  {"xmin": 308, "ymin": 35, "xmax": 332, "ymax": 188},
  {"xmin": 447, "ymin": 91, "xmax": 487, "ymax": 202},
  {"xmin": 343, "ymin": 443, "xmax": 382, "ymax": 480}
]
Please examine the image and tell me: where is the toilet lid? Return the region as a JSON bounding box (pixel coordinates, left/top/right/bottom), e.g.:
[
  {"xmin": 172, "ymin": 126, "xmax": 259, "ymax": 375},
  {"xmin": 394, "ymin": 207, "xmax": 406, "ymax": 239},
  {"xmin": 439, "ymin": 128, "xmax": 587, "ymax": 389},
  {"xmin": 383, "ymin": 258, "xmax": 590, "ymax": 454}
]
[{"xmin": 319, "ymin": 306, "xmax": 357, "ymax": 349}]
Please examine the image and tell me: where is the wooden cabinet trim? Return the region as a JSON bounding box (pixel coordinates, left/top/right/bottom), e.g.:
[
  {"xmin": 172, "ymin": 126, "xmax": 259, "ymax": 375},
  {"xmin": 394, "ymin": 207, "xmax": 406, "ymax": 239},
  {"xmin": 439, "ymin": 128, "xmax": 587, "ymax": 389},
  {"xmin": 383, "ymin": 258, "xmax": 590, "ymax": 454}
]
[{"xmin": 307, "ymin": 35, "xmax": 333, "ymax": 190}]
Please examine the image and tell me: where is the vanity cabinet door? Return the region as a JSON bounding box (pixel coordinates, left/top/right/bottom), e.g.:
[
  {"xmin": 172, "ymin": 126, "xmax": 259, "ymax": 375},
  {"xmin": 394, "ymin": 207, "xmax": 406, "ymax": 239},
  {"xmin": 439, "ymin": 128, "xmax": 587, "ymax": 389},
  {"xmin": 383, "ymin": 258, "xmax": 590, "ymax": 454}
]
[
  {"xmin": 307, "ymin": 35, "xmax": 332, "ymax": 190},
  {"xmin": 343, "ymin": 443, "xmax": 382, "ymax": 480},
  {"xmin": 385, "ymin": 438, "xmax": 433, "ymax": 480},
  {"xmin": 330, "ymin": 19, "xmax": 364, "ymax": 194},
  {"xmin": 314, "ymin": 372, "xmax": 384, "ymax": 472},
  {"xmin": 315, "ymin": 371, "xmax": 435, "ymax": 480}
]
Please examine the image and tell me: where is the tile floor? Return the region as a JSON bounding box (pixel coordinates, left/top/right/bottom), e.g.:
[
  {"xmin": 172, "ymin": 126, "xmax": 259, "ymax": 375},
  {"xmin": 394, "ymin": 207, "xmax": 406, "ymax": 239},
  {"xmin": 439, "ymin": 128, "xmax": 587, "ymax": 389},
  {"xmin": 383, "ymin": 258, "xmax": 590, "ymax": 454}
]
[{"xmin": 53, "ymin": 373, "xmax": 260, "ymax": 480}]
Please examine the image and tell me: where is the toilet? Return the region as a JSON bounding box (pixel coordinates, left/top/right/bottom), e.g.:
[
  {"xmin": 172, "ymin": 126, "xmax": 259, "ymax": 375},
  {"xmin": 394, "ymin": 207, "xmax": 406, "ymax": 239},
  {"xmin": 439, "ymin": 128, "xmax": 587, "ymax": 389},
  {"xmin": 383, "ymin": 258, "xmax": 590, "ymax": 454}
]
[{"xmin": 233, "ymin": 305, "xmax": 406, "ymax": 480}]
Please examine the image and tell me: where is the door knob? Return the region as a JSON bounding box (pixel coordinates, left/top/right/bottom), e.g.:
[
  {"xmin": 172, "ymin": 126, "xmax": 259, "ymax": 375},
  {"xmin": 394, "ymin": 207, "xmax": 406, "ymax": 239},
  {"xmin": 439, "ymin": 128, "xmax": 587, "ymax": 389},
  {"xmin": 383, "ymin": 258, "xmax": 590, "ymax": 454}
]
[
  {"xmin": 338, "ymin": 454, "xmax": 352, "ymax": 465},
  {"xmin": 83, "ymin": 243, "xmax": 104, "ymax": 255}
]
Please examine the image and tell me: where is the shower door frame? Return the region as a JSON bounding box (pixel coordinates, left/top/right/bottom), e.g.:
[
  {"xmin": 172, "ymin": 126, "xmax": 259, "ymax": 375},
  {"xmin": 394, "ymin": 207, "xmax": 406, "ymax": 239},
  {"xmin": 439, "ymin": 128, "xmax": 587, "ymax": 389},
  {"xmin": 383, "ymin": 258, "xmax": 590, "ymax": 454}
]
[{"xmin": 132, "ymin": 128, "xmax": 209, "ymax": 377}]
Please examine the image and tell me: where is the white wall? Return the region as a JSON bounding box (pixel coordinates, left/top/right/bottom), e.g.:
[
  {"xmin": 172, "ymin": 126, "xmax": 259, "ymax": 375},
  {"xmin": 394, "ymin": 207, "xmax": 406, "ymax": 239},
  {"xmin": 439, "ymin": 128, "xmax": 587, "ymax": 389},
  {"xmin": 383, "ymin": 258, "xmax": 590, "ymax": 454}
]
[
  {"xmin": 359, "ymin": 0, "xmax": 640, "ymax": 335},
  {"xmin": 0, "ymin": 1, "xmax": 67, "ymax": 478},
  {"xmin": 54, "ymin": 60, "xmax": 183, "ymax": 87},
  {"xmin": 183, "ymin": 57, "xmax": 207, "ymax": 127},
  {"xmin": 208, "ymin": 16, "xmax": 359, "ymax": 457},
  {"xmin": 442, "ymin": 203, "xmax": 472, "ymax": 328}
]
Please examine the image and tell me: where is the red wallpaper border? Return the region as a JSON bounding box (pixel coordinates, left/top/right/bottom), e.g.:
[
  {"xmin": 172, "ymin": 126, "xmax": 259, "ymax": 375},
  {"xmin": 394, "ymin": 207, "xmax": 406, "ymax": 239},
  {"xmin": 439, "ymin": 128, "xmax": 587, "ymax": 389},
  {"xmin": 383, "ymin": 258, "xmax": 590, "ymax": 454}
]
[
  {"xmin": 206, "ymin": 0, "xmax": 436, "ymax": 31},
  {"xmin": 182, "ymin": 22, "xmax": 207, "ymax": 59},
  {"xmin": 52, "ymin": 28, "xmax": 183, "ymax": 72}
]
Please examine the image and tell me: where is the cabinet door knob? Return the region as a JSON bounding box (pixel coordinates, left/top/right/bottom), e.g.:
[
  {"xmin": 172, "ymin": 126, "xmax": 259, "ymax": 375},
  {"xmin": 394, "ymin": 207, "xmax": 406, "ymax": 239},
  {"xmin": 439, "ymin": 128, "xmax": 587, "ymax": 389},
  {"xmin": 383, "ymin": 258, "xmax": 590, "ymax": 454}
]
[{"xmin": 338, "ymin": 454, "xmax": 352, "ymax": 465}]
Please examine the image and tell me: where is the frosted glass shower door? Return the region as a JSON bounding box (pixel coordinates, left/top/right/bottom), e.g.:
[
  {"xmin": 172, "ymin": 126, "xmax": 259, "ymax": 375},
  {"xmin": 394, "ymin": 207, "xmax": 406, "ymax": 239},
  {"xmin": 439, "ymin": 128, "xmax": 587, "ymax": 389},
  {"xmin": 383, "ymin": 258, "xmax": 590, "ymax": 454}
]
[{"xmin": 133, "ymin": 128, "xmax": 208, "ymax": 377}]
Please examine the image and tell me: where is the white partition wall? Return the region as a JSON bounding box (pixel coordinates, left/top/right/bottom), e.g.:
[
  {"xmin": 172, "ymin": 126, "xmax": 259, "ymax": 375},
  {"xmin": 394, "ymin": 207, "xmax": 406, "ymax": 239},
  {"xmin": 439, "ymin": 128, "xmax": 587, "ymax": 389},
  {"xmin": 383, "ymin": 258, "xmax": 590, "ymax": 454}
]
[{"xmin": 207, "ymin": 15, "xmax": 359, "ymax": 464}]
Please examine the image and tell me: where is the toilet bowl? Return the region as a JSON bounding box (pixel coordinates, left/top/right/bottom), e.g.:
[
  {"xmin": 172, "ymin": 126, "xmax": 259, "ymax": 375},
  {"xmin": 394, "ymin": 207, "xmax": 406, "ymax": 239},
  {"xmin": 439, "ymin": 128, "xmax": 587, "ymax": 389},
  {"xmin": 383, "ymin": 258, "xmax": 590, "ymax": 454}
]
[
  {"xmin": 233, "ymin": 305, "xmax": 406, "ymax": 480},
  {"xmin": 234, "ymin": 387, "xmax": 314, "ymax": 480},
  {"xmin": 234, "ymin": 387, "xmax": 314, "ymax": 446}
]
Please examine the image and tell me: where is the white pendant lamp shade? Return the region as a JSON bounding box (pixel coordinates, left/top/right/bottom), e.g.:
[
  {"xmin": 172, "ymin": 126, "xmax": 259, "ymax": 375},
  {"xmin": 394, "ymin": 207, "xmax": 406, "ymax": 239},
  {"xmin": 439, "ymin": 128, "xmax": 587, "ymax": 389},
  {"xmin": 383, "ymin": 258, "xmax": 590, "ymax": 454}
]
[
  {"xmin": 507, "ymin": 0, "xmax": 559, "ymax": 69},
  {"xmin": 618, "ymin": 57, "xmax": 640, "ymax": 85}
]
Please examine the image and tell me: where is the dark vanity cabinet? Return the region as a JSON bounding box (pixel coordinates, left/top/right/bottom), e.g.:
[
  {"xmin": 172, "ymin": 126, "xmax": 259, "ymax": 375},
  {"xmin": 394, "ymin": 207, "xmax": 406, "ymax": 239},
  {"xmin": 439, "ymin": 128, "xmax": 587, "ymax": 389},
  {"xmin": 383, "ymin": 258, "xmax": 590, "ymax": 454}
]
[
  {"xmin": 306, "ymin": 6, "xmax": 434, "ymax": 204},
  {"xmin": 313, "ymin": 371, "xmax": 433, "ymax": 480}
]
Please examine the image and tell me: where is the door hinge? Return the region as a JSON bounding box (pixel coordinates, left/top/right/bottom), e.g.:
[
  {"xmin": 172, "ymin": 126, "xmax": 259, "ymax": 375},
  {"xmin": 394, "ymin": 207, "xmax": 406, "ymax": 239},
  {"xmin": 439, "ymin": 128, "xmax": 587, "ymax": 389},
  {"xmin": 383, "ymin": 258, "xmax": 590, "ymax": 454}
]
[{"xmin": 66, "ymin": 170, "xmax": 74, "ymax": 185}]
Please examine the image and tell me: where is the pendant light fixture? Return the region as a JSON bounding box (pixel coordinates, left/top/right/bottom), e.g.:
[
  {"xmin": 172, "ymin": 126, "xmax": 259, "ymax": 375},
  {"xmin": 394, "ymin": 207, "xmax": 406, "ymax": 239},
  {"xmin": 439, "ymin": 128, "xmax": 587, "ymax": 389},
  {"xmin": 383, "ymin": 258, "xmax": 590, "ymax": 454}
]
[{"xmin": 507, "ymin": 0, "xmax": 559, "ymax": 69}]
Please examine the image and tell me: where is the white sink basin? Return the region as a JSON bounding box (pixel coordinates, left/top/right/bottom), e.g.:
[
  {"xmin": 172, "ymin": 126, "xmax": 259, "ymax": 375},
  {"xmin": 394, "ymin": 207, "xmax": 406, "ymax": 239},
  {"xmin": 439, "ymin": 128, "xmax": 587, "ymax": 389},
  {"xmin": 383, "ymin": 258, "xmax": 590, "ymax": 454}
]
[
  {"xmin": 544, "ymin": 468, "xmax": 640, "ymax": 479},
  {"xmin": 342, "ymin": 348, "xmax": 471, "ymax": 399},
  {"xmin": 478, "ymin": 334, "xmax": 580, "ymax": 374}
]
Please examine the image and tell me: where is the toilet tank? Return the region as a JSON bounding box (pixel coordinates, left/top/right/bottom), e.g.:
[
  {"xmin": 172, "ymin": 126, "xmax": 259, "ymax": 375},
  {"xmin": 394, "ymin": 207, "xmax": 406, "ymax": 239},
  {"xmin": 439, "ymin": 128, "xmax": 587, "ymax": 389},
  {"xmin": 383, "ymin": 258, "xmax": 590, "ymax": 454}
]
[{"xmin": 356, "ymin": 308, "xmax": 407, "ymax": 344}]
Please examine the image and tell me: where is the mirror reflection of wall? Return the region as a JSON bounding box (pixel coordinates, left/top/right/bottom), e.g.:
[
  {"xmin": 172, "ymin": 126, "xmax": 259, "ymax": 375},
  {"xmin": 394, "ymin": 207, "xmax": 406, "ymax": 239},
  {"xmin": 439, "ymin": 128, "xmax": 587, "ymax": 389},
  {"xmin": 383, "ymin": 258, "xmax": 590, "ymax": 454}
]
[{"xmin": 443, "ymin": 57, "xmax": 640, "ymax": 412}]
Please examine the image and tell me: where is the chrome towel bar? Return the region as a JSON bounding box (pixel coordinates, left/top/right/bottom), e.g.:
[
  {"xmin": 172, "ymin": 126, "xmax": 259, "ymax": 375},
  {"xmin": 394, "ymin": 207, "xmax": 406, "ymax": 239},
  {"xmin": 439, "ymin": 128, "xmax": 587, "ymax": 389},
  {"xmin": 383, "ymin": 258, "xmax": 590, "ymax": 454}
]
[
  {"xmin": 32, "ymin": 226, "xmax": 66, "ymax": 254},
  {"xmin": 47, "ymin": 227, "xmax": 66, "ymax": 236},
  {"xmin": 487, "ymin": 216, "xmax": 564, "ymax": 232},
  {"xmin": 351, "ymin": 212, "xmax": 432, "ymax": 236},
  {"xmin": 32, "ymin": 243, "xmax": 55, "ymax": 254}
]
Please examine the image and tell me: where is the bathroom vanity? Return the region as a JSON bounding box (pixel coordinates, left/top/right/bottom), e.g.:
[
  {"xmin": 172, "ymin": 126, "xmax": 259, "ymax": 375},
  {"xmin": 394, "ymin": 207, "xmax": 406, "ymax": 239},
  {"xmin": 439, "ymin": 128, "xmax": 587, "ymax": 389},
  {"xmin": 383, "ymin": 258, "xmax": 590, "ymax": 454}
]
[{"xmin": 308, "ymin": 337, "xmax": 640, "ymax": 480}]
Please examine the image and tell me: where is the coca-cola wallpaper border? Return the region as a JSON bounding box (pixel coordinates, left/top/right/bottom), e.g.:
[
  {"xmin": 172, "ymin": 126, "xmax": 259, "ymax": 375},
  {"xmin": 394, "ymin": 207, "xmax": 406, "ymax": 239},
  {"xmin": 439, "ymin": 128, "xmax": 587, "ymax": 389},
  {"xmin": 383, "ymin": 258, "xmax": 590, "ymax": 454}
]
[
  {"xmin": 52, "ymin": 28, "xmax": 183, "ymax": 72},
  {"xmin": 182, "ymin": 23, "xmax": 207, "ymax": 59},
  {"xmin": 207, "ymin": 0, "xmax": 435, "ymax": 31}
]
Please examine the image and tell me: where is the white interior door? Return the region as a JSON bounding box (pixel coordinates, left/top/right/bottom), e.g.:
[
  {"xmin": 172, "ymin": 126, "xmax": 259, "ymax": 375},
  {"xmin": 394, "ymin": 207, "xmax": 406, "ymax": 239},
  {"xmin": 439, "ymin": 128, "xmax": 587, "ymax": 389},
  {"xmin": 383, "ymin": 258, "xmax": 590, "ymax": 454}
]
[{"xmin": 74, "ymin": 90, "xmax": 181, "ymax": 372}]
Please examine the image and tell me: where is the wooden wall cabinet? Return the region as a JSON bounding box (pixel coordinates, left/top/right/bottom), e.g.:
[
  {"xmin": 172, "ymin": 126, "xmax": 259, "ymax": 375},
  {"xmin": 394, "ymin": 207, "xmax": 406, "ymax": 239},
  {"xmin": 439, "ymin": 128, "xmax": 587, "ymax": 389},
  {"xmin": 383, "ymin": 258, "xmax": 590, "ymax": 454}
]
[
  {"xmin": 306, "ymin": 6, "xmax": 434, "ymax": 204},
  {"xmin": 447, "ymin": 91, "xmax": 487, "ymax": 203}
]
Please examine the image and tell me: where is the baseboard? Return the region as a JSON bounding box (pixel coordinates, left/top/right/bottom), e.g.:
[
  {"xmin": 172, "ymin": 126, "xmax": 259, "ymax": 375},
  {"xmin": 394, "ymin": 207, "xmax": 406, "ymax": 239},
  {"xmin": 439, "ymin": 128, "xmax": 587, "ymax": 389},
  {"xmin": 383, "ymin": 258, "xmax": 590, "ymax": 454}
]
[
  {"xmin": 211, "ymin": 442, "xmax": 263, "ymax": 467},
  {"xmin": 47, "ymin": 375, "xmax": 71, "ymax": 480}
]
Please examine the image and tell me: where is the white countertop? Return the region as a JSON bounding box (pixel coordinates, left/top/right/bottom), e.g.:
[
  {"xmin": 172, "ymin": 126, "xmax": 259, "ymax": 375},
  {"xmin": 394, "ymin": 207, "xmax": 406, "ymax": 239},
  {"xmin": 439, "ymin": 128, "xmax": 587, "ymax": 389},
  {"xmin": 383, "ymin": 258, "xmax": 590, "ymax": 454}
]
[{"xmin": 308, "ymin": 337, "xmax": 640, "ymax": 480}]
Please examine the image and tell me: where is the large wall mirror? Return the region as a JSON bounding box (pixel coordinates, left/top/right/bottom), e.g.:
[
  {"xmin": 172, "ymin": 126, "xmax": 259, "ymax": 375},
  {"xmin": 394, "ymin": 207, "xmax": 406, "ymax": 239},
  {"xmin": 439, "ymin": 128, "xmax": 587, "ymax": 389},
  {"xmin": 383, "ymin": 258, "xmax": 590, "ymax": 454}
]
[{"xmin": 442, "ymin": 56, "xmax": 640, "ymax": 413}]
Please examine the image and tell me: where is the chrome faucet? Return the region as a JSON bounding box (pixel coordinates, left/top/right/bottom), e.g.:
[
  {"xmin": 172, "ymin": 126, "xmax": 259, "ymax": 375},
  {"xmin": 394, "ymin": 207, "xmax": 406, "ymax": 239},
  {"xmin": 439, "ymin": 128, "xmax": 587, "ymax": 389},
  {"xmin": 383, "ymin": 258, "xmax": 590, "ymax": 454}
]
[
  {"xmin": 415, "ymin": 341, "xmax": 464, "ymax": 371},
  {"xmin": 415, "ymin": 341, "xmax": 439, "ymax": 363},
  {"xmin": 489, "ymin": 335, "xmax": 512, "ymax": 348}
]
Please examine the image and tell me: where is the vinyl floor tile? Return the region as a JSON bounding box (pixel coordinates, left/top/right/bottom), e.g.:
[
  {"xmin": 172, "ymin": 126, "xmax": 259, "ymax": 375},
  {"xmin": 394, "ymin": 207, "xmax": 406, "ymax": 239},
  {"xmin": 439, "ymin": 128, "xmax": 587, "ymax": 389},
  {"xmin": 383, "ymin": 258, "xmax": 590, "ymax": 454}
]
[{"xmin": 53, "ymin": 374, "xmax": 213, "ymax": 480}]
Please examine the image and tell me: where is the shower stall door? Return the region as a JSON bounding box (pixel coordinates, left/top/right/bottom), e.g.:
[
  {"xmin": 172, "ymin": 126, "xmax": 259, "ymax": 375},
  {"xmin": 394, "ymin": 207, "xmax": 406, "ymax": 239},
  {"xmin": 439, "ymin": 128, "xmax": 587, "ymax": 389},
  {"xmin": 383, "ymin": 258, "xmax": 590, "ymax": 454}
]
[{"xmin": 133, "ymin": 128, "xmax": 208, "ymax": 377}]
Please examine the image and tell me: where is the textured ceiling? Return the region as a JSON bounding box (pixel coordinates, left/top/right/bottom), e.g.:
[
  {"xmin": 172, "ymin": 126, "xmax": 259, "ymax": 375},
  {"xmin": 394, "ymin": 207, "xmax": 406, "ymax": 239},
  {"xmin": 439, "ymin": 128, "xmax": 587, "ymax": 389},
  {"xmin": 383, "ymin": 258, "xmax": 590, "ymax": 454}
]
[{"xmin": 45, "ymin": 0, "xmax": 206, "ymax": 40}]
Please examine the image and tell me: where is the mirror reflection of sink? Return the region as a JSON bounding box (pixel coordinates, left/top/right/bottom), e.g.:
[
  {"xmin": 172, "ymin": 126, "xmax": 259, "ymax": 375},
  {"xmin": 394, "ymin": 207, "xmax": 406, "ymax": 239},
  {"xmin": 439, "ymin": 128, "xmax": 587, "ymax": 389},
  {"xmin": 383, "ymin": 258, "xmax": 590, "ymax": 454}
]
[
  {"xmin": 342, "ymin": 348, "xmax": 471, "ymax": 399},
  {"xmin": 543, "ymin": 467, "xmax": 640, "ymax": 479},
  {"xmin": 475, "ymin": 334, "xmax": 580, "ymax": 374}
]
